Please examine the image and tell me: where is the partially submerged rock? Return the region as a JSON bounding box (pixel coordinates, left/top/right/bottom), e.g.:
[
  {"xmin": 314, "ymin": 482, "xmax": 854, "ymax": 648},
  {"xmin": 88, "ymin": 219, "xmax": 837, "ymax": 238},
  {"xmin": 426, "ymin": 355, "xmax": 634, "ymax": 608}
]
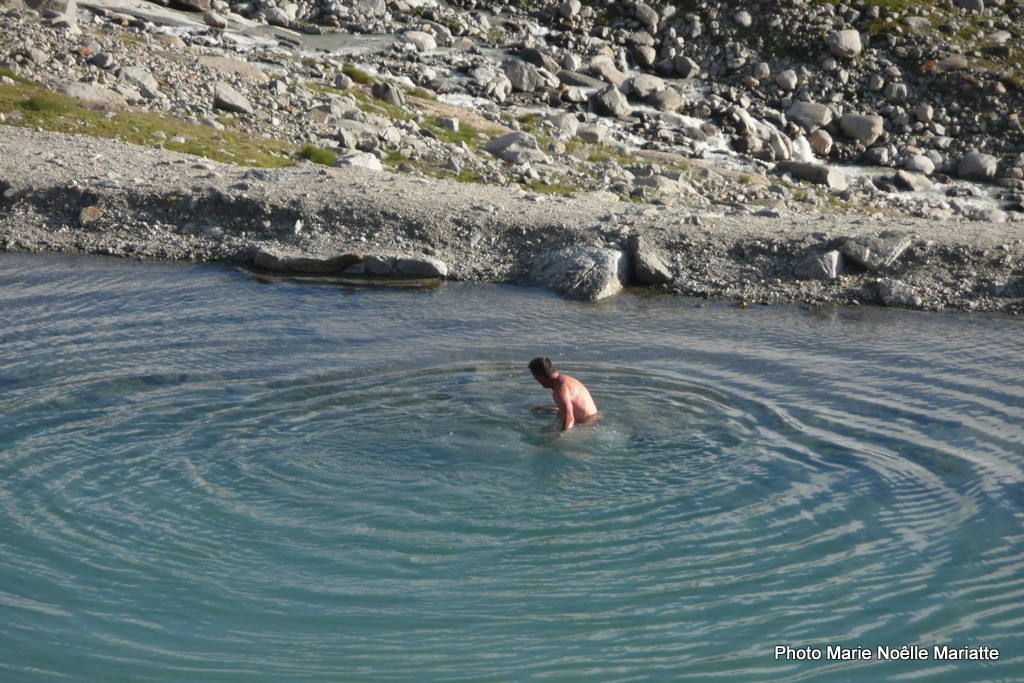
[
  {"xmin": 249, "ymin": 247, "xmax": 363, "ymax": 273},
  {"xmin": 532, "ymin": 246, "xmax": 628, "ymax": 301}
]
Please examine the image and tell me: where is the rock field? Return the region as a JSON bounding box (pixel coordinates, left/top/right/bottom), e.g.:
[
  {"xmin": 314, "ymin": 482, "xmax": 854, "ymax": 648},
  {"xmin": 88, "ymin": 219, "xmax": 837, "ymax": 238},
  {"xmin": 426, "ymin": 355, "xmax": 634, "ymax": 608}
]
[{"xmin": 1, "ymin": 0, "xmax": 1023, "ymax": 312}]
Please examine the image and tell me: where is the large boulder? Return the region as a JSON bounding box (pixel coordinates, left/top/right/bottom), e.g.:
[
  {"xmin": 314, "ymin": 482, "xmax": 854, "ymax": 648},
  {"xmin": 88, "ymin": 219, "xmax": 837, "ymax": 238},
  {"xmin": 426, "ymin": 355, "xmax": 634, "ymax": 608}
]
[
  {"xmin": 371, "ymin": 82, "xmax": 406, "ymax": 107},
  {"xmin": 591, "ymin": 85, "xmax": 632, "ymax": 118},
  {"xmin": 958, "ymin": 152, "xmax": 999, "ymax": 181},
  {"xmin": 483, "ymin": 132, "xmax": 550, "ymax": 165},
  {"xmin": 841, "ymin": 232, "xmax": 912, "ymax": 271},
  {"xmin": 395, "ymin": 256, "xmax": 448, "ymax": 278},
  {"xmin": 776, "ymin": 161, "xmax": 848, "ymax": 191},
  {"xmin": 58, "ymin": 81, "xmax": 127, "ymax": 110},
  {"xmin": 401, "ymin": 30, "xmax": 437, "ymax": 52},
  {"xmin": 213, "ymin": 83, "xmax": 253, "ymax": 114},
  {"xmin": 627, "ymin": 235, "xmax": 673, "ymax": 285},
  {"xmin": 533, "ymin": 247, "xmax": 629, "ymax": 301},
  {"xmin": 629, "ymin": 74, "xmax": 665, "ymax": 99},
  {"xmin": 250, "ymin": 247, "xmax": 363, "ymax": 273},
  {"xmin": 503, "ymin": 59, "xmax": 545, "ymax": 93},
  {"xmin": 787, "ymin": 101, "xmax": 833, "ymax": 133},
  {"xmin": 839, "ymin": 113, "xmax": 885, "ymax": 146}
]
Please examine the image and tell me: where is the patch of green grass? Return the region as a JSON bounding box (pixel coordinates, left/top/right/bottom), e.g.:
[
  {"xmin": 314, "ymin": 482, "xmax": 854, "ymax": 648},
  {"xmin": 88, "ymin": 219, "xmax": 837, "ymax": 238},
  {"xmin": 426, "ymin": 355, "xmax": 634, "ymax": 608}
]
[
  {"xmin": 0, "ymin": 80, "xmax": 295, "ymax": 168},
  {"xmin": 22, "ymin": 92, "xmax": 73, "ymax": 114},
  {"xmin": 0, "ymin": 66, "xmax": 35, "ymax": 87},
  {"xmin": 520, "ymin": 178, "xmax": 576, "ymax": 195},
  {"xmin": 342, "ymin": 63, "xmax": 375, "ymax": 85},
  {"xmin": 299, "ymin": 144, "xmax": 337, "ymax": 165},
  {"xmin": 424, "ymin": 116, "xmax": 485, "ymax": 147},
  {"xmin": 403, "ymin": 86, "xmax": 437, "ymax": 101}
]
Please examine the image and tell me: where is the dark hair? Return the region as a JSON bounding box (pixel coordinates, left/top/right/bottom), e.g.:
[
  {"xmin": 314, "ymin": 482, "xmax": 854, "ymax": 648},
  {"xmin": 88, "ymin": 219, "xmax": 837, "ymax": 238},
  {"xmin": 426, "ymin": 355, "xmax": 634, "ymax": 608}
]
[{"xmin": 528, "ymin": 357, "xmax": 556, "ymax": 377}]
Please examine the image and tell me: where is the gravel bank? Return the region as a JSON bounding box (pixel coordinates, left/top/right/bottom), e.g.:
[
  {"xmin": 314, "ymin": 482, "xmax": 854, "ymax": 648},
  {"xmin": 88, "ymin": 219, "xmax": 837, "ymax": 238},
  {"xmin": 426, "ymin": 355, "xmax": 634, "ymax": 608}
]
[{"xmin": 3, "ymin": 125, "xmax": 1023, "ymax": 313}]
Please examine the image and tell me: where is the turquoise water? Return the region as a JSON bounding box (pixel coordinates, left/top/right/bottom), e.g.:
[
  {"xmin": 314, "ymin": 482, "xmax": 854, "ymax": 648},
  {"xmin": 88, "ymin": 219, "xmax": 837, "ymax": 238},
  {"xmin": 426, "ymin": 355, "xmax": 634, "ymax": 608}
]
[{"xmin": 1, "ymin": 253, "xmax": 1022, "ymax": 682}]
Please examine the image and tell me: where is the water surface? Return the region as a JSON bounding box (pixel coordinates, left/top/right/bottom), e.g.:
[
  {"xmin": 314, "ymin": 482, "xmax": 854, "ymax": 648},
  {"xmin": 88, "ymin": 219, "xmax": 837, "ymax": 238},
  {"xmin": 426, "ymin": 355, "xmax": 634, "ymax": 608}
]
[{"xmin": 1, "ymin": 253, "xmax": 1022, "ymax": 682}]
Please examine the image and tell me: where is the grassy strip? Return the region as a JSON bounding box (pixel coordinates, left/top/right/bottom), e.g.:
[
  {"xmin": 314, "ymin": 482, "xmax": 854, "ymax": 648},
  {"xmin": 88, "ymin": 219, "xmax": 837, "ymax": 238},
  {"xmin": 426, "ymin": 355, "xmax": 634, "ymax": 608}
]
[{"xmin": 0, "ymin": 78, "xmax": 295, "ymax": 167}]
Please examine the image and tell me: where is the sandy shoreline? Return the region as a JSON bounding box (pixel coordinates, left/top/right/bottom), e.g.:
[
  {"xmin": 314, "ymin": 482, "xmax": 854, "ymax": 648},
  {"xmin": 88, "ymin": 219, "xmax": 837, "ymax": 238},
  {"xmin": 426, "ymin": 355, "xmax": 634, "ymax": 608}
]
[{"xmin": 2, "ymin": 125, "xmax": 1023, "ymax": 313}]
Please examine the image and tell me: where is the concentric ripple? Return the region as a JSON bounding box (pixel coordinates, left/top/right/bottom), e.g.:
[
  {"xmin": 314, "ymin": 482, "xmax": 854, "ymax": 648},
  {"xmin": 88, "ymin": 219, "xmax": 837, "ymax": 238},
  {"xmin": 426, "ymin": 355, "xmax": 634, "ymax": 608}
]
[{"xmin": 0, "ymin": 253, "xmax": 1022, "ymax": 682}]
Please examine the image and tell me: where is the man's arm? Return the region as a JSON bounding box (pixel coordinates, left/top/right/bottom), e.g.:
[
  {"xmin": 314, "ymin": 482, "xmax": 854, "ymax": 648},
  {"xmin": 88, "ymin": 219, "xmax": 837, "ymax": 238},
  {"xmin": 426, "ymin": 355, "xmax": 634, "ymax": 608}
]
[{"xmin": 556, "ymin": 388, "xmax": 575, "ymax": 431}]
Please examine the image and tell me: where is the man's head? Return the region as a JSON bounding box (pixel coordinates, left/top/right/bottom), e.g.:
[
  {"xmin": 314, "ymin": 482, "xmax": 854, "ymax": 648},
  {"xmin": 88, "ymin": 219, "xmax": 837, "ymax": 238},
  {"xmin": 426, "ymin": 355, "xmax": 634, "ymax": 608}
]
[{"xmin": 529, "ymin": 357, "xmax": 557, "ymax": 386}]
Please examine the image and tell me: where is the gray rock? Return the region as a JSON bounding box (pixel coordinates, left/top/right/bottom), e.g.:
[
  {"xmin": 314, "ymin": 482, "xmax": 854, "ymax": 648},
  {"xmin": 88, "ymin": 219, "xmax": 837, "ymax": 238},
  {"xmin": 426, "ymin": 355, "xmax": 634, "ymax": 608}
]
[
  {"xmin": 795, "ymin": 250, "xmax": 842, "ymax": 280},
  {"xmin": 787, "ymin": 101, "xmax": 833, "ymax": 133},
  {"xmin": 264, "ymin": 7, "xmax": 291, "ymax": 27},
  {"xmin": 958, "ymin": 152, "xmax": 999, "ymax": 181},
  {"xmin": 634, "ymin": 2, "xmax": 659, "ymax": 30},
  {"xmin": 118, "ymin": 66, "xmax": 160, "ymax": 99},
  {"xmin": 203, "ymin": 10, "xmax": 226, "ymax": 29},
  {"xmin": 371, "ymin": 82, "xmax": 406, "ymax": 107},
  {"xmin": 576, "ymin": 126, "xmax": 606, "ymax": 144},
  {"xmin": 251, "ymin": 247, "xmax": 363, "ymax": 273},
  {"xmin": 396, "ymin": 255, "xmax": 448, "ymax": 278},
  {"xmin": 401, "ymin": 30, "xmax": 436, "ymax": 52},
  {"xmin": 629, "ymin": 74, "xmax": 665, "ymax": 99},
  {"xmin": 58, "ymin": 81, "xmax": 127, "ymax": 110},
  {"xmin": 903, "ymin": 154, "xmax": 935, "ymax": 175},
  {"xmin": 589, "ymin": 57, "xmax": 628, "ymax": 88},
  {"xmin": 841, "ymin": 233, "xmax": 912, "ymax": 271},
  {"xmin": 883, "ymin": 82, "xmax": 909, "ymax": 104},
  {"xmin": 503, "ymin": 59, "xmax": 545, "ymax": 92},
  {"xmin": 545, "ymin": 112, "xmax": 578, "ymax": 139},
  {"xmin": 647, "ymin": 88, "xmax": 683, "ymax": 112},
  {"xmin": 533, "ymin": 246, "xmax": 629, "ymax": 301},
  {"xmin": 955, "ymin": 0, "xmax": 984, "ymax": 12},
  {"xmin": 879, "ymin": 278, "xmax": 923, "ymax": 308},
  {"xmin": 558, "ymin": 0, "xmax": 581, "ymax": 18},
  {"xmin": 775, "ymin": 69, "xmax": 798, "ymax": 90},
  {"xmin": 893, "ymin": 169, "xmax": 933, "ymax": 192},
  {"xmin": 556, "ymin": 69, "xmax": 607, "ymax": 89},
  {"xmin": 353, "ymin": 0, "xmax": 385, "ymax": 15},
  {"xmin": 213, "ymin": 83, "xmax": 253, "ymax": 114},
  {"xmin": 627, "ymin": 234, "xmax": 673, "ymax": 285},
  {"xmin": 591, "ymin": 85, "xmax": 632, "ymax": 118},
  {"xmin": 839, "ymin": 113, "xmax": 884, "ymax": 146},
  {"xmin": 825, "ymin": 29, "xmax": 862, "ymax": 58},
  {"xmin": 776, "ymin": 161, "xmax": 848, "ymax": 191},
  {"xmin": 673, "ymin": 55, "xmax": 701, "ymax": 79},
  {"xmin": 483, "ymin": 132, "xmax": 549, "ymax": 165},
  {"xmin": 362, "ymin": 254, "xmax": 396, "ymax": 274},
  {"xmin": 172, "ymin": 0, "xmax": 209, "ymax": 10},
  {"xmin": 335, "ymin": 152, "xmax": 383, "ymax": 172}
]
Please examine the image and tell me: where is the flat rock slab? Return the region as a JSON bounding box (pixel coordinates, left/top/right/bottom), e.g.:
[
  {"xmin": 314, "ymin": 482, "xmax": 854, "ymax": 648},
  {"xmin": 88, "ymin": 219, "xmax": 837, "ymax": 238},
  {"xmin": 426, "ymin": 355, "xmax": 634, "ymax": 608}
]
[
  {"xmin": 776, "ymin": 161, "xmax": 848, "ymax": 191},
  {"xmin": 249, "ymin": 246, "xmax": 363, "ymax": 273},
  {"xmin": 841, "ymin": 232, "xmax": 913, "ymax": 271},
  {"xmin": 532, "ymin": 246, "xmax": 628, "ymax": 301}
]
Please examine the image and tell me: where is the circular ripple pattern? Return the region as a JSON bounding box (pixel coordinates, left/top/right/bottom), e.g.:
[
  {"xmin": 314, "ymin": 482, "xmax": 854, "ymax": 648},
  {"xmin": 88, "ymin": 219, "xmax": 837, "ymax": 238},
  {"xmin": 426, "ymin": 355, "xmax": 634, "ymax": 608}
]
[{"xmin": 0, "ymin": 254, "xmax": 1022, "ymax": 682}]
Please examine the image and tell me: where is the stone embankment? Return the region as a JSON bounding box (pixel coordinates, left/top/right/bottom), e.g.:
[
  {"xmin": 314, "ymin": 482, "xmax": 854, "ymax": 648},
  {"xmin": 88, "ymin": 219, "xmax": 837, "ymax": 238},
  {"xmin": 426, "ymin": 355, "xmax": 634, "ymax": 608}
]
[{"xmin": 1, "ymin": 0, "xmax": 1023, "ymax": 312}]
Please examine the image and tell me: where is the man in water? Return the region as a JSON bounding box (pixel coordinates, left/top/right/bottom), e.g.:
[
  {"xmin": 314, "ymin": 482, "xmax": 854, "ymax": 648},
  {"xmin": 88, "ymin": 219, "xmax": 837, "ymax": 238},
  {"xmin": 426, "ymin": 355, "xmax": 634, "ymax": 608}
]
[{"xmin": 528, "ymin": 357, "xmax": 598, "ymax": 431}]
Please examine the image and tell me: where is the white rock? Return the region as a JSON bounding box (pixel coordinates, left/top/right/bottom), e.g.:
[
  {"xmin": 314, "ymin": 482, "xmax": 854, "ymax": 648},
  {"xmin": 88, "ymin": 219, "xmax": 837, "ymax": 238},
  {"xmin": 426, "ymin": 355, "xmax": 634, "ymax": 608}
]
[{"xmin": 825, "ymin": 29, "xmax": 862, "ymax": 58}]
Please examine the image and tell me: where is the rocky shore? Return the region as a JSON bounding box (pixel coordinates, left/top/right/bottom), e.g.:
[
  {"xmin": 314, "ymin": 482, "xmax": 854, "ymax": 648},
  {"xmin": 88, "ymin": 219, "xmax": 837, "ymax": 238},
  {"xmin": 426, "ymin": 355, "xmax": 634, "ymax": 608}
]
[{"xmin": 1, "ymin": 0, "xmax": 1023, "ymax": 312}]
